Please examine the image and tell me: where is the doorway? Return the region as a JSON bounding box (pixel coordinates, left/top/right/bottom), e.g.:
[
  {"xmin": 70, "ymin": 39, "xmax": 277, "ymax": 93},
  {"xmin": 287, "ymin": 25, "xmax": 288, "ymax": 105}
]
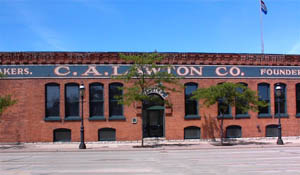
[{"xmin": 143, "ymin": 94, "xmax": 165, "ymax": 138}]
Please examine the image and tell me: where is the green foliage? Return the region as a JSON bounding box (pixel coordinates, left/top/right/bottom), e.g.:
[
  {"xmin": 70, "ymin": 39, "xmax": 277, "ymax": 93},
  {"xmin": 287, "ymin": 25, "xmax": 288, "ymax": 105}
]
[
  {"xmin": 192, "ymin": 82, "xmax": 267, "ymax": 114},
  {"xmin": 114, "ymin": 52, "xmax": 182, "ymax": 107},
  {"xmin": 0, "ymin": 73, "xmax": 17, "ymax": 115},
  {"xmin": 0, "ymin": 95, "xmax": 17, "ymax": 115}
]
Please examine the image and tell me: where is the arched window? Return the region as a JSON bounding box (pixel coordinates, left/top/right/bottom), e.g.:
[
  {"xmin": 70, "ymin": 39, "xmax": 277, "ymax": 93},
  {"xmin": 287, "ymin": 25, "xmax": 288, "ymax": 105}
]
[
  {"xmin": 89, "ymin": 83, "xmax": 104, "ymax": 120},
  {"xmin": 258, "ymin": 83, "xmax": 271, "ymax": 117},
  {"xmin": 266, "ymin": 125, "xmax": 278, "ymax": 137},
  {"xmin": 53, "ymin": 128, "xmax": 71, "ymax": 142},
  {"xmin": 184, "ymin": 83, "xmax": 199, "ymax": 119},
  {"xmin": 109, "ymin": 83, "xmax": 124, "ymax": 120},
  {"xmin": 184, "ymin": 126, "xmax": 201, "ymax": 139},
  {"xmin": 98, "ymin": 128, "xmax": 116, "ymax": 141},
  {"xmin": 45, "ymin": 83, "xmax": 60, "ymax": 120},
  {"xmin": 274, "ymin": 83, "xmax": 287, "ymax": 117},
  {"xmin": 65, "ymin": 83, "xmax": 80, "ymax": 119},
  {"xmin": 236, "ymin": 83, "xmax": 249, "ymax": 117},
  {"xmin": 226, "ymin": 125, "xmax": 242, "ymax": 138},
  {"xmin": 296, "ymin": 84, "xmax": 300, "ymax": 116}
]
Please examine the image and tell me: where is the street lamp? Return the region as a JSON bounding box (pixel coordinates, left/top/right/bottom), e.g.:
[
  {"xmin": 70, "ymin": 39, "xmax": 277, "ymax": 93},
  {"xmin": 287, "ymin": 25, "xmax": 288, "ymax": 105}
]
[
  {"xmin": 79, "ymin": 83, "xmax": 86, "ymax": 149},
  {"xmin": 275, "ymin": 84, "xmax": 284, "ymax": 145}
]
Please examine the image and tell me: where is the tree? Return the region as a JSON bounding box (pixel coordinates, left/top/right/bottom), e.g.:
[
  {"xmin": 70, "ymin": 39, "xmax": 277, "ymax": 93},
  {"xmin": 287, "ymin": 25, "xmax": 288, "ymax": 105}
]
[
  {"xmin": 192, "ymin": 82, "xmax": 266, "ymax": 145},
  {"xmin": 114, "ymin": 52, "xmax": 181, "ymax": 146},
  {"xmin": 0, "ymin": 73, "xmax": 17, "ymax": 116}
]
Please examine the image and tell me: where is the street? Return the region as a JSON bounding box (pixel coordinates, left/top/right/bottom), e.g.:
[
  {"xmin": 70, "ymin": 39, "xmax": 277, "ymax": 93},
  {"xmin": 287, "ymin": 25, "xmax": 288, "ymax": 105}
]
[{"xmin": 1, "ymin": 146, "xmax": 300, "ymax": 175}]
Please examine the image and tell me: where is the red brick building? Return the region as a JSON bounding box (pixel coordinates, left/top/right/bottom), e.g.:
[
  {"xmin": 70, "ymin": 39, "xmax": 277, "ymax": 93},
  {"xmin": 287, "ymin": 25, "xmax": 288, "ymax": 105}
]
[{"xmin": 1, "ymin": 52, "xmax": 300, "ymax": 143}]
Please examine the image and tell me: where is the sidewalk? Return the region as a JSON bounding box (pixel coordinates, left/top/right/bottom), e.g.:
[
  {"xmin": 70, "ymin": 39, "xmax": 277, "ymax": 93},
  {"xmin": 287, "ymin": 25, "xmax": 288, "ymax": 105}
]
[{"xmin": 1, "ymin": 137, "xmax": 300, "ymax": 153}]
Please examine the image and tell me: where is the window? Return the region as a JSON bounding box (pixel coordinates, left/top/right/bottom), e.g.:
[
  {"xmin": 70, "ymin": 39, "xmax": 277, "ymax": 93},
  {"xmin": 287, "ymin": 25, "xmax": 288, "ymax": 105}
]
[
  {"xmin": 266, "ymin": 125, "xmax": 278, "ymax": 137},
  {"xmin": 184, "ymin": 126, "xmax": 201, "ymax": 139},
  {"xmin": 217, "ymin": 83, "xmax": 231, "ymax": 118},
  {"xmin": 274, "ymin": 83, "xmax": 287, "ymax": 116},
  {"xmin": 53, "ymin": 128, "xmax": 71, "ymax": 142},
  {"xmin": 258, "ymin": 83, "xmax": 271, "ymax": 117},
  {"xmin": 218, "ymin": 100, "xmax": 231, "ymax": 116},
  {"xmin": 89, "ymin": 83, "xmax": 104, "ymax": 120},
  {"xmin": 226, "ymin": 125, "xmax": 242, "ymax": 138},
  {"xmin": 65, "ymin": 83, "xmax": 80, "ymax": 119},
  {"xmin": 236, "ymin": 83, "xmax": 249, "ymax": 117},
  {"xmin": 98, "ymin": 128, "xmax": 116, "ymax": 141},
  {"xmin": 296, "ymin": 84, "xmax": 300, "ymax": 116},
  {"xmin": 109, "ymin": 83, "xmax": 124, "ymax": 119},
  {"xmin": 184, "ymin": 83, "xmax": 199, "ymax": 119},
  {"xmin": 45, "ymin": 83, "xmax": 60, "ymax": 120}
]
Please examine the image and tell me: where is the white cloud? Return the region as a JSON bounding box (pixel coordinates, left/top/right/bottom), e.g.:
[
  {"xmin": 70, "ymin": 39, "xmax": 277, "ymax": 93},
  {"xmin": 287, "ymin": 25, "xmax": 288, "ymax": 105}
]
[
  {"xmin": 289, "ymin": 34, "xmax": 300, "ymax": 54},
  {"xmin": 12, "ymin": 2, "xmax": 68, "ymax": 51}
]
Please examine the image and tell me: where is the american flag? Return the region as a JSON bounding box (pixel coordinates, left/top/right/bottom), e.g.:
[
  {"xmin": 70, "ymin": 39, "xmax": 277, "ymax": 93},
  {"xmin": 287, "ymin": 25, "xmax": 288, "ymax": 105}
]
[{"xmin": 261, "ymin": 0, "xmax": 267, "ymax": 15}]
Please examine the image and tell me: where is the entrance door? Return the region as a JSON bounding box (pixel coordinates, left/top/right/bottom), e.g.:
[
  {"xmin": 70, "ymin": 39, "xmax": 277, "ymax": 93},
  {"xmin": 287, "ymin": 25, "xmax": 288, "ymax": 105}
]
[{"xmin": 144, "ymin": 109, "xmax": 164, "ymax": 137}]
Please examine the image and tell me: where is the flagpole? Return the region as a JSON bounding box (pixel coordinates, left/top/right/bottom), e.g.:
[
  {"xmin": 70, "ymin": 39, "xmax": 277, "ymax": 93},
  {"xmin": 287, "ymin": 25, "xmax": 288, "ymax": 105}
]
[{"xmin": 259, "ymin": 0, "xmax": 264, "ymax": 54}]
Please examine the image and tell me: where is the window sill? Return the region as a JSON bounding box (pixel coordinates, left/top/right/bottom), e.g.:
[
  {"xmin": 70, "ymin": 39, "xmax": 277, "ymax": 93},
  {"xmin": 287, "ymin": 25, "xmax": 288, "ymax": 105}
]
[
  {"xmin": 89, "ymin": 116, "xmax": 106, "ymax": 121},
  {"xmin": 64, "ymin": 116, "xmax": 81, "ymax": 121},
  {"xmin": 258, "ymin": 114, "xmax": 273, "ymax": 118},
  {"xmin": 109, "ymin": 115, "xmax": 126, "ymax": 121},
  {"xmin": 274, "ymin": 113, "xmax": 289, "ymax": 118},
  {"xmin": 184, "ymin": 115, "xmax": 201, "ymax": 120},
  {"xmin": 235, "ymin": 114, "xmax": 250, "ymax": 119},
  {"xmin": 44, "ymin": 116, "xmax": 61, "ymax": 122},
  {"xmin": 217, "ymin": 114, "xmax": 233, "ymax": 119}
]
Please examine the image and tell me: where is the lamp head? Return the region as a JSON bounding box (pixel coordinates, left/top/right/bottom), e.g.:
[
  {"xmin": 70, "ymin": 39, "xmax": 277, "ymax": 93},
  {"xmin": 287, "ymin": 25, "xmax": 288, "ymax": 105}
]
[
  {"xmin": 275, "ymin": 84, "xmax": 282, "ymax": 97},
  {"xmin": 79, "ymin": 83, "xmax": 85, "ymax": 97}
]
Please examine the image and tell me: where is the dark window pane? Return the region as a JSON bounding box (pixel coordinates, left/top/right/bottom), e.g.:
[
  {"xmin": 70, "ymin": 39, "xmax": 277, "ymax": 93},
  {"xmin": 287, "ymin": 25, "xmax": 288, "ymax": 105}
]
[
  {"xmin": 266, "ymin": 125, "xmax": 278, "ymax": 137},
  {"xmin": 185, "ymin": 101, "xmax": 197, "ymax": 115},
  {"xmin": 218, "ymin": 103, "xmax": 230, "ymax": 115},
  {"xmin": 90, "ymin": 84, "xmax": 104, "ymax": 117},
  {"xmin": 66, "ymin": 102, "xmax": 79, "ymax": 116},
  {"xmin": 109, "ymin": 84, "xmax": 122, "ymax": 100},
  {"xmin": 259, "ymin": 100, "xmax": 270, "ymax": 114},
  {"xmin": 46, "ymin": 84, "xmax": 60, "ymax": 117},
  {"xmin": 109, "ymin": 83, "xmax": 123, "ymax": 117},
  {"xmin": 226, "ymin": 126, "xmax": 242, "ymax": 138},
  {"xmin": 99, "ymin": 128, "xmax": 116, "ymax": 141},
  {"xmin": 90, "ymin": 84, "xmax": 103, "ymax": 101},
  {"xmin": 275, "ymin": 100, "xmax": 286, "ymax": 114},
  {"xmin": 258, "ymin": 84, "xmax": 270, "ymax": 114},
  {"xmin": 236, "ymin": 83, "xmax": 248, "ymax": 115},
  {"xmin": 185, "ymin": 83, "xmax": 198, "ymax": 115},
  {"xmin": 109, "ymin": 101, "xmax": 123, "ymax": 116},
  {"xmin": 258, "ymin": 84, "xmax": 270, "ymax": 100},
  {"xmin": 53, "ymin": 129, "xmax": 71, "ymax": 142},
  {"xmin": 297, "ymin": 100, "xmax": 300, "ymax": 114},
  {"xmin": 296, "ymin": 84, "xmax": 300, "ymax": 113},
  {"xmin": 185, "ymin": 84, "xmax": 197, "ymax": 96},
  {"xmin": 90, "ymin": 102, "xmax": 104, "ymax": 116},
  {"xmin": 184, "ymin": 127, "xmax": 200, "ymax": 139},
  {"xmin": 65, "ymin": 84, "xmax": 79, "ymax": 117}
]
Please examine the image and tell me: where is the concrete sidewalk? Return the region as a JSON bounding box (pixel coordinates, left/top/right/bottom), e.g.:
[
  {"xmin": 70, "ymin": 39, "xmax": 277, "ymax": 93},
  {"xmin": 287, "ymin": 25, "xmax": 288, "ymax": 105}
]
[{"xmin": 1, "ymin": 136, "xmax": 300, "ymax": 152}]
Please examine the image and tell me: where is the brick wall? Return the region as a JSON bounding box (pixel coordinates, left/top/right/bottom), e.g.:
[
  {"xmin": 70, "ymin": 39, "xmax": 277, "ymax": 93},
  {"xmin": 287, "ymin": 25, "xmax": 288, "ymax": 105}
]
[{"xmin": 1, "ymin": 52, "xmax": 300, "ymax": 143}]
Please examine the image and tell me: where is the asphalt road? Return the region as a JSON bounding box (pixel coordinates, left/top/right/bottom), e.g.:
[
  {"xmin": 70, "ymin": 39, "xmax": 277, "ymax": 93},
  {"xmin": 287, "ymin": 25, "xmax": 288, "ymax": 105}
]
[{"xmin": 1, "ymin": 146, "xmax": 300, "ymax": 175}]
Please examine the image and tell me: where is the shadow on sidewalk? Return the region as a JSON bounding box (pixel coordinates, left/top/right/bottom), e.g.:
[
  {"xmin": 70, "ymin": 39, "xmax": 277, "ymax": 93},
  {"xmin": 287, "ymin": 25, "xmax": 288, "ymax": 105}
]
[
  {"xmin": 210, "ymin": 140, "xmax": 272, "ymax": 146},
  {"xmin": 133, "ymin": 143, "xmax": 196, "ymax": 148},
  {"xmin": 0, "ymin": 143, "xmax": 25, "ymax": 150}
]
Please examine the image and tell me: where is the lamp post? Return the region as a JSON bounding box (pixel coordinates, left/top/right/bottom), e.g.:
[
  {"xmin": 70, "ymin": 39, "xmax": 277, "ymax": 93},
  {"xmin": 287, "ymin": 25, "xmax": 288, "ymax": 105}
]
[
  {"xmin": 218, "ymin": 98, "xmax": 224, "ymax": 145},
  {"xmin": 275, "ymin": 84, "xmax": 284, "ymax": 145},
  {"xmin": 79, "ymin": 83, "xmax": 86, "ymax": 149}
]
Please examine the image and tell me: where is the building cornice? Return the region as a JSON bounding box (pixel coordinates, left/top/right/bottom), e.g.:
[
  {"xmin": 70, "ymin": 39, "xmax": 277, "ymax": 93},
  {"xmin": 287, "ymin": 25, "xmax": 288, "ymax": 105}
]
[{"xmin": 0, "ymin": 52, "xmax": 300, "ymax": 66}]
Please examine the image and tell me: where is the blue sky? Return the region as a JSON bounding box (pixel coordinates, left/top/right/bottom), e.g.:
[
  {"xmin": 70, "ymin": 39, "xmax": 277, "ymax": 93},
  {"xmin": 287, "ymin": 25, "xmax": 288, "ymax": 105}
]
[{"xmin": 0, "ymin": 0, "xmax": 299, "ymax": 54}]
